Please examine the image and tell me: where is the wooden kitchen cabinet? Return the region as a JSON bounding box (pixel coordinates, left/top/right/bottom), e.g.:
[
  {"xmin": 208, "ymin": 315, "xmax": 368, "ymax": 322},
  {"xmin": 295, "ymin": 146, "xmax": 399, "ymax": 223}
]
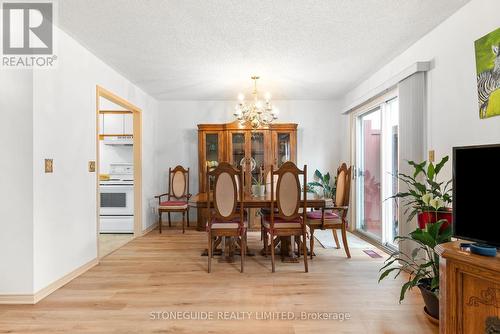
[{"xmin": 196, "ymin": 121, "xmax": 297, "ymax": 230}]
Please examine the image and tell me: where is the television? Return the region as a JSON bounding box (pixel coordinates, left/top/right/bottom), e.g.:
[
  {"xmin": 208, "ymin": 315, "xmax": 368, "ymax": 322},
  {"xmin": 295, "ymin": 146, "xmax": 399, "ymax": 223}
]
[{"xmin": 453, "ymin": 144, "xmax": 500, "ymax": 247}]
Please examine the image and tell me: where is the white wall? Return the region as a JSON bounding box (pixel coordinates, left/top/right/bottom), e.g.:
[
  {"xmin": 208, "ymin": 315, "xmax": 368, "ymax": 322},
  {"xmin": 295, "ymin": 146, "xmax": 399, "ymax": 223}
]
[
  {"xmin": 30, "ymin": 26, "xmax": 159, "ymax": 292},
  {"xmin": 343, "ymin": 0, "xmax": 500, "ymax": 181},
  {"xmin": 156, "ymin": 100, "xmax": 343, "ymax": 219},
  {"xmin": 0, "ymin": 70, "xmax": 34, "ymax": 294}
]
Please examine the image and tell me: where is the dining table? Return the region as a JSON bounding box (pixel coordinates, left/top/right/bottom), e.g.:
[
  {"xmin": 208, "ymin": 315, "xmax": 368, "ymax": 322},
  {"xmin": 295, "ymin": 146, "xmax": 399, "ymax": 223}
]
[{"xmin": 189, "ymin": 192, "xmax": 329, "ymax": 262}]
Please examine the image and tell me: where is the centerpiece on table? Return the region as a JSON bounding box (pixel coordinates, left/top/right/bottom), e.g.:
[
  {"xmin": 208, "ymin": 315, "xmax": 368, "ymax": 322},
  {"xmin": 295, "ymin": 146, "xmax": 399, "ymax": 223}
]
[
  {"xmin": 252, "ymin": 174, "xmax": 265, "ymax": 197},
  {"xmin": 379, "ymin": 156, "xmax": 453, "ymax": 321}
]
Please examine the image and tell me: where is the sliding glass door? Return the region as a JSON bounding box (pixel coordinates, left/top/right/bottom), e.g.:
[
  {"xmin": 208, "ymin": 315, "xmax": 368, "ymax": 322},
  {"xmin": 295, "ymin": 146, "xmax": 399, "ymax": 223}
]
[
  {"xmin": 357, "ymin": 108, "xmax": 383, "ymax": 241},
  {"xmin": 355, "ymin": 98, "xmax": 399, "ymax": 247}
]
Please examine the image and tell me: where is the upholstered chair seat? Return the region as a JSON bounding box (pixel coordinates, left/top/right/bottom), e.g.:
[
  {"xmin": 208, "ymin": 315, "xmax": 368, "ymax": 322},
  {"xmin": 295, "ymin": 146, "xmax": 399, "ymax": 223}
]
[
  {"xmin": 159, "ymin": 201, "xmax": 188, "ymax": 210},
  {"xmin": 155, "ymin": 166, "xmax": 191, "ymax": 233}
]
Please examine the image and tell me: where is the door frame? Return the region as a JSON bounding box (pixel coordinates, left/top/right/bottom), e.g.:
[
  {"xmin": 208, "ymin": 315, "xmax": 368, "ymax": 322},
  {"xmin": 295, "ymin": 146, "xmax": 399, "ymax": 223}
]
[
  {"xmin": 96, "ymin": 85, "xmax": 142, "ymax": 257},
  {"xmin": 349, "ymin": 88, "xmax": 398, "ymax": 245}
]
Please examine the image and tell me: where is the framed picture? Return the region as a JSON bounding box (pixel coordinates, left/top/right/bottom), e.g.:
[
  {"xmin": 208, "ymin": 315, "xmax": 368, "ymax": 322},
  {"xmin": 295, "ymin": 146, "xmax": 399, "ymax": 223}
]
[{"xmin": 475, "ymin": 27, "xmax": 500, "ymax": 119}]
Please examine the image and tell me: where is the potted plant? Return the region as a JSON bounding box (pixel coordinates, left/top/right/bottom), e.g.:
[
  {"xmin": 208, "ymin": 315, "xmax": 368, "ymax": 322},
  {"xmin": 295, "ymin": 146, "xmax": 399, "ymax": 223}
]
[
  {"xmin": 252, "ymin": 175, "xmax": 265, "ymax": 197},
  {"xmin": 306, "ymin": 169, "xmax": 336, "ymax": 199},
  {"xmin": 379, "ymin": 156, "xmax": 453, "ymax": 321}
]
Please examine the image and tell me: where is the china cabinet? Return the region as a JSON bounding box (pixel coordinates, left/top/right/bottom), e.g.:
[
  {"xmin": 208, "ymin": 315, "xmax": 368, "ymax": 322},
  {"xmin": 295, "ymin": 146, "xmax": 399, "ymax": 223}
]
[{"xmin": 196, "ymin": 121, "xmax": 297, "ymax": 230}]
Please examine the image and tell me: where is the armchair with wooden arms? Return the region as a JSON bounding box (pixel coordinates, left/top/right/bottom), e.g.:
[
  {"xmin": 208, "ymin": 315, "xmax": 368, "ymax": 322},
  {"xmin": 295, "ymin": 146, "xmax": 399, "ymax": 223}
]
[
  {"xmin": 155, "ymin": 165, "xmax": 191, "ymax": 233},
  {"xmin": 306, "ymin": 163, "xmax": 352, "ymax": 258}
]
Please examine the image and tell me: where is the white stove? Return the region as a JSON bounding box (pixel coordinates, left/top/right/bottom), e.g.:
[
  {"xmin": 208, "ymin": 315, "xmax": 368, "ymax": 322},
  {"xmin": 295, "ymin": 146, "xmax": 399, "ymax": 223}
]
[{"xmin": 100, "ymin": 163, "xmax": 134, "ymax": 233}]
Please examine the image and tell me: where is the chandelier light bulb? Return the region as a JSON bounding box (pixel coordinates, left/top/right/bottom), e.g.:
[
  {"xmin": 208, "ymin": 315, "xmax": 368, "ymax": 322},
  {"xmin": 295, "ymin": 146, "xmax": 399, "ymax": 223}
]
[
  {"xmin": 238, "ymin": 93, "xmax": 245, "ymax": 101},
  {"xmin": 264, "ymin": 92, "xmax": 271, "ymax": 101}
]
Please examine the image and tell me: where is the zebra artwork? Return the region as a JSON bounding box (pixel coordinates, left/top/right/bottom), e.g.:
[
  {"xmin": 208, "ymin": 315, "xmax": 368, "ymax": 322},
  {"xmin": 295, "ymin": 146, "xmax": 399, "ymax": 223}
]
[{"xmin": 477, "ymin": 44, "xmax": 500, "ymax": 118}]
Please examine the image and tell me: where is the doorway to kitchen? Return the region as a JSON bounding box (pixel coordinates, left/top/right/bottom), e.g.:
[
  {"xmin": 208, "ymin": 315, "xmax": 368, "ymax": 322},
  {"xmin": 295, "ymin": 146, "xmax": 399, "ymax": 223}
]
[{"xmin": 96, "ymin": 86, "xmax": 142, "ymax": 258}]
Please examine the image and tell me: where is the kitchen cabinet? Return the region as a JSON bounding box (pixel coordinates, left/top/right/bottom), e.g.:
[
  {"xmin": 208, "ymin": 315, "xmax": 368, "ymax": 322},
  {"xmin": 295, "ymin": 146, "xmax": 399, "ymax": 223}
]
[
  {"xmin": 100, "ymin": 112, "xmax": 133, "ymax": 136},
  {"xmin": 124, "ymin": 114, "xmax": 133, "ymax": 134}
]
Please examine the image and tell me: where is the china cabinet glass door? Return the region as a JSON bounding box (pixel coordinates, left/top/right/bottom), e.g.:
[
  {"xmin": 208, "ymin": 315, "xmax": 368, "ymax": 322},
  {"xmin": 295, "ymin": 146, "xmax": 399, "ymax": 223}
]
[
  {"xmin": 205, "ymin": 133, "xmax": 219, "ymax": 166},
  {"xmin": 250, "ymin": 132, "xmax": 265, "ymax": 184},
  {"xmin": 275, "ymin": 132, "xmax": 291, "ymax": 167},
  {"xmin": 230, "ymin": 132, "xmax": 246, "ymax": 168},
  {"xmin": 204, "ymin": 133, "xmax": 221, "ymax": 191}
]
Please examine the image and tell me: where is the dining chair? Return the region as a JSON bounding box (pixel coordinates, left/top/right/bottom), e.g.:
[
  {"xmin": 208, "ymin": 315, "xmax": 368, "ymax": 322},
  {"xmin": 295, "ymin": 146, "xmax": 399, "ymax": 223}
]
[
  {"xmin": 262, "ymin": 162, "xmax": 308, "ymax": 273},
  {"xmin": 260, "ymin": 166, "xmax": 278, "ymax": 241},
  {"xmin": 306, "ymin": 163, "xmax": 352, "ymax": 258},
  {"xmin": 155, "ymin": 165, "xmax": 191, "ymax": 234},
  {"xmin": 206, "ymin": 162, "xmax": 247, "ymax": 273}
]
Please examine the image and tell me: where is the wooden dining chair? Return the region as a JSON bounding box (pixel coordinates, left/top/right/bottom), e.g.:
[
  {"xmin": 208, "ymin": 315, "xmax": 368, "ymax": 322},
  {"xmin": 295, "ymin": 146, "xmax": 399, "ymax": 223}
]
[
  {"xmin": 155, "ymin": 165, "xmax": 191, "ymax": 234},
  {"xmin": 306, "ymin": 163, "xmax": 352, "ymax": 258},
  {"xmin": 206, "ymin": 162, "xmax": 247, "ymax": 273},
  {"xmin": 262, "ymin": 162, "xmax": 308, "ymax": 273}
]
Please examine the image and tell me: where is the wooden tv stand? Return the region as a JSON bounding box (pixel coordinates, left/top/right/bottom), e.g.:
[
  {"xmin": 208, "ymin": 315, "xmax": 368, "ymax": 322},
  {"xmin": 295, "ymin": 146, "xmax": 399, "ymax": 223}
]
[{"xmin": 435, "ymin": 241, "xmax": 500, "ymax": 334}]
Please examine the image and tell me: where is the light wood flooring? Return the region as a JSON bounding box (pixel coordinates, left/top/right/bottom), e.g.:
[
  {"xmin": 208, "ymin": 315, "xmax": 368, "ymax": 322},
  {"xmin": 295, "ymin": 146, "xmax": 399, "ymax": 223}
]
[
  {"xmin": 0, "ymin": 230, "xmax": 438, "ymax": 333},
  {"xmin": 99, "ymin": 233, "xmax": 134, "ymax": 259}
]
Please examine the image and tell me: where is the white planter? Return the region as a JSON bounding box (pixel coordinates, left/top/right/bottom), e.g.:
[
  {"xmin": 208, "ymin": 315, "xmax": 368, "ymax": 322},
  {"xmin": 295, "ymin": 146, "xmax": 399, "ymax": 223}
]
[{"xmin": 252, "ymin": 185, "xmax": 265, "ymax": 197}]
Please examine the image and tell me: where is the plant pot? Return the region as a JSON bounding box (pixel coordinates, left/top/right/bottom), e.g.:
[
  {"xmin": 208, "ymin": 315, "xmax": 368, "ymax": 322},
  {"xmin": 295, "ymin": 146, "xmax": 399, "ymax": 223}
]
[
  {"xmin": 252, "ymin": 185, "xmax": 265, "ymax": 197},
  {"xmin": 418, "ymin": 278, "xmax": 439, "ymax": 321},
  {"xmin": 417, "ymin": 208, "xmax": 452, "ymax": 231}
]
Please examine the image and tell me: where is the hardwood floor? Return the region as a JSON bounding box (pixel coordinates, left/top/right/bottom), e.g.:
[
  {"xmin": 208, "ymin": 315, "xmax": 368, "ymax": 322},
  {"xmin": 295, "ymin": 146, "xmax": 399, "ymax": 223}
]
[
  {"xmin": 99, "ymin": 233, "xmax": 134, "ymax": 259},
  {"xmin": 0, "ymin": 230, "xmax": 438, "ymax": 333}
]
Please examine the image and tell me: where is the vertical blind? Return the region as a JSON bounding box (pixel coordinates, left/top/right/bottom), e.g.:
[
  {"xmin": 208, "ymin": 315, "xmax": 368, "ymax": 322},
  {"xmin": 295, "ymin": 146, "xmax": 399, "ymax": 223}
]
[{"xmin": 397, "ymin": 71, "xmax": 426, "ymax": 254}]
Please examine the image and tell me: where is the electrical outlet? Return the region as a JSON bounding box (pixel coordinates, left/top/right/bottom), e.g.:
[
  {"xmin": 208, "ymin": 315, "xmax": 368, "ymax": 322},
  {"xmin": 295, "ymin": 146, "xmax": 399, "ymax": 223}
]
[
  {"xmin": 428, "ymin": 150, "xmax": 435, "ymax": 162},
  {"xmin": 88, "ymin": 161, "xmax": 96, "ymax": 172},
  {"xmin": 45, "ymin": 159, "xmax": 53, "ymax": 173}
]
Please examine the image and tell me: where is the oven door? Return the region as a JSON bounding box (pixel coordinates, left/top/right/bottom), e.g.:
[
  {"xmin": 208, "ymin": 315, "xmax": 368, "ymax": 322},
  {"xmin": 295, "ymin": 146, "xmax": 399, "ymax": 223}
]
[{"xmin": 100, "ymin": 185, "xmax": 134, "ymax": 215}]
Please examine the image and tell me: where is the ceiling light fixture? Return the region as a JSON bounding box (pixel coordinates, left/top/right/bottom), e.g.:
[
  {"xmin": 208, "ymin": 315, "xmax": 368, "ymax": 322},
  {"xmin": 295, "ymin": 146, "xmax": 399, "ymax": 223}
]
[{"xmin": 234, "ymin": 76, "xmax": 278, "ymax": 129}]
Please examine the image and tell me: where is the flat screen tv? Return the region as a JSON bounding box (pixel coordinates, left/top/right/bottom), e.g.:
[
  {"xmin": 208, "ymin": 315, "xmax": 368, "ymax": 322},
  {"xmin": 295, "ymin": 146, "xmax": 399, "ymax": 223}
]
[{"xmin": 453, "ymin": 144, "xmax": 500, "ymax": 247}]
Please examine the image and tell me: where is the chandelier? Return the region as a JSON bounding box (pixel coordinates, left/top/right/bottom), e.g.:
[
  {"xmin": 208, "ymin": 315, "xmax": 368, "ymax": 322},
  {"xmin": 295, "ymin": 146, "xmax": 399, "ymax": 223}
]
[{"xmin": 234, "ymin": 76, "xmax": 279, "ymax": 129}]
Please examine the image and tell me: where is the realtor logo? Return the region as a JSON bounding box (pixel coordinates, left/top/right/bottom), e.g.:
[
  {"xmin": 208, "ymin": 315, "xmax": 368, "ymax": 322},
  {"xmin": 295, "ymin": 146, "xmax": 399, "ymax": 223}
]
[
  {"xmin": 1, "ymin": 1, "xmax": 56, "ymax": 67},
  {"xmin": 2, "ymin": 2, "xmax": 52, "ymax": 54}
]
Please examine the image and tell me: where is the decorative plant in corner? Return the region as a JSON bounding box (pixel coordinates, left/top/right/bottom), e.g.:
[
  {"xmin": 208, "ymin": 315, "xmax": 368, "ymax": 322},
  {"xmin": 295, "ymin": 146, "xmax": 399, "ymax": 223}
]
[
  {"xmin": 306, "ymin": 170, "xmax": 336, "ymax": 198},
  {"xmin": 379, "ymin": 156, "xmax": 453, "ymax": 320}
]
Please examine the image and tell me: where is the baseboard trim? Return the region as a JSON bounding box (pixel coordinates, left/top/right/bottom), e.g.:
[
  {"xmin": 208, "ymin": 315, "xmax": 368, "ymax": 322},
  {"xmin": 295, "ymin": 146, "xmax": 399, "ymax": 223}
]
[
  {"xmin": 142, "ymin": 221, "xmax": 159, "ymax": 235},
  {"xmin": 0, "ymin": 294, "xmax": 35, "ymax": 304},
  {"xmin": 0, "ymin": 257, "xmax": 98, "ymax": 305},
  {"xmin": 34, "ymin": 257, "xmax": 99, "ymax": 303}
]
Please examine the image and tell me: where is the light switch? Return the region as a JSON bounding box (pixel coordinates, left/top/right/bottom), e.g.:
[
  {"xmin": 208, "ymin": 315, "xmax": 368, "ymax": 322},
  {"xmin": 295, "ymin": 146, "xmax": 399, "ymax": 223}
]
[
  {"xmin": 428, "ymin": 150, "xmax": 435, "ymax": 162},
  {"xmin": 88, "ymin": 161, "xmax": 96, "ymax": 172},
  {"xmin": 45, "ymin": 159, "xmax": 53, "ymax": 173}
]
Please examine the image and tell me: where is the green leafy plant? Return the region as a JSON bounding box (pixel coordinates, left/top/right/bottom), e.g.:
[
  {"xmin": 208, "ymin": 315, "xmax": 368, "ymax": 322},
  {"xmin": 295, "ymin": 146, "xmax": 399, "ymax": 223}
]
[
  {"xmin": 389, "ymin": 156, "xmax": 452, "ymax": 221},
  {"xmin": 379, "ymin": 220, "xmax": 451, "ymax": 302},
  {"xmin": 306, "ymin": 170, "xmax": 336, "ymax": 198},
  {"xmin": 252, "ymin": 175, "xmax": 263, "ymax": 187},
  {"xmin": 379, "ymin": 156, "xmax": 453, "ymax": 303}
]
